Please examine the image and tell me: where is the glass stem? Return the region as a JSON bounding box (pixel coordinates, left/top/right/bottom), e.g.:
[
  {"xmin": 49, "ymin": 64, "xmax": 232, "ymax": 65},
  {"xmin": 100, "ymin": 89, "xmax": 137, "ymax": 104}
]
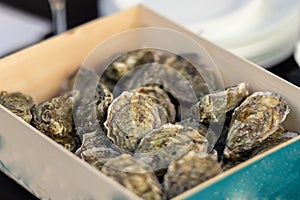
[{"xmin": 49, "ymin": 0, "xmax": 67, "ymax": 35}]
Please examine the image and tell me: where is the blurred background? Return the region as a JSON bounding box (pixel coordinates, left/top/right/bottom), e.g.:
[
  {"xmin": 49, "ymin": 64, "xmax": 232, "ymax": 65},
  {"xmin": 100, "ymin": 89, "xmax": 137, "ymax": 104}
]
[{"xmin": 0, "ymin": 0, "xmax": 300, "ymax": 199}]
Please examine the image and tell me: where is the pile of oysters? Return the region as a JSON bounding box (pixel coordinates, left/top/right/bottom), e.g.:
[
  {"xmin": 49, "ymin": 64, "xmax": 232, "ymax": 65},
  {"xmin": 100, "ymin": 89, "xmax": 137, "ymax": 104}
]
[{"xmin": 0, "ymin": 49, "xmax": 298, "ymax": 200}]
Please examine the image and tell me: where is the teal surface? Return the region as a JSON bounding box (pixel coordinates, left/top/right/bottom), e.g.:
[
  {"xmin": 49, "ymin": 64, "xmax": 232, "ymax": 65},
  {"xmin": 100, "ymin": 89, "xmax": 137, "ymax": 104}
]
[{"xmin": 185, "ymin": 140, "xmax": 300, "ymax": 200}]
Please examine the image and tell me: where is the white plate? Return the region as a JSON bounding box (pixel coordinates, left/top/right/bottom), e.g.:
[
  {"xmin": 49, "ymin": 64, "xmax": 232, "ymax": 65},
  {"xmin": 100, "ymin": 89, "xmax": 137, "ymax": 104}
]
[
  {"xmin": 295, "ymin": 40, "xmax": 300, "ymax": 67},
  {"xmin": 99, "ymin": 0, "xmax": 300, "ymax": 67}
]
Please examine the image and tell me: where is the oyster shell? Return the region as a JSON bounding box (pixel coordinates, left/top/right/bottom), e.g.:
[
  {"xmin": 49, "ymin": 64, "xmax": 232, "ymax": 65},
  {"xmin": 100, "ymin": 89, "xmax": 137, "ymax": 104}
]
[
  {"xmin": 163, "ymin": 151, "xmax": 222, "ymax": 199},
  {"xmin": 176, "ymin": 118, "xmax": 208, "ymax": 136},
  {"xmin": 52, "ymin": 134, "xmax": 76, "ymax": 152},
  {"xmin": 104, "ymin": 91, "xmax": 164, "ymax": 152},
  {"xmin": 75, "ymin": 130, "xmax": 121, "ymax": 169},
  {"xmin": 221, "ymin": 159, "xmax": 243, "ymax": 171},
  {"xmin": 0, "ymin": 91, "xmax": 35, "ymax": 123},
  {"xmin": 73, "ymin": 68, "xmax": 113, "ymax": 139},
  {"xmin": 81, "ymin": 147, "xmax": 121, "ymax": 170},
  {"xmin": 249, "ymin": 129, "xmax": 299, "ymax": 157},
  {"xmin": 224, "ymin": 92, "xmax": 290, "ymax": 160},
  {"xmin": 135, "ymin": 124, "xmax": 209, "ymax": 175},
  {"xmin": 101, "ymin": 154, "xmax": 163, "ymax": 200},
  {"xmin": 31, "ymin": 91, "xmax": 77, "ymax": 137},
  {"xmin": 196, "ymin": 82, "xmax": 249, "ymax": 123},
  {"xmin": 110, "ymin": 50, "xmax": 217, "ymax": 120},
  {"xmin": 103, "ymin": 49, "xmax": 159, "ymax": 89},
  {"xmin": 133, "ymin": 85, "xmax": 176, "ymax": 123},
  {"xmin": 163, "ymin": 53, "xmax": 217, "ymax": 99}
]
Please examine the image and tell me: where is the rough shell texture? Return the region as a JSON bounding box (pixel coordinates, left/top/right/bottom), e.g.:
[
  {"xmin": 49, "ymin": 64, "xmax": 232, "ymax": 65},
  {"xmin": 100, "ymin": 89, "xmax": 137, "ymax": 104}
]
[
  {"xmin": 110, "ymin": 50, "xmax": 217, "ymax": 120},
  {"xmin": 75, "ymin": 130, "xmax": 112, "ymax": 156},
  {"xmin": 163, "ymin": 53, "xmax": 217, "ymax": 99},
  {"xmin": 135, "ymin": 124, "xmax": 209, "ymax": 175},
  {"xmin": 81, "ymin": 147, "xmax": 121, "ymax": 170},
  {"xmin": 163, "ymin": 151, "xmax": 222, "ymax": 199},
  {"xmin": 73, "ymin": 68, "xmax": 113, "ymax": 139},
  {"xmin": 249, "ymin": 129, "xmax": 299, "ymax": 157},
  {"xmin": 197, "ymin": 82, "xmax": 249, "ymax": 123},
  {"xmin": 103, "ymin": 49, "xmax": 159, "ymax": 90},
  {"xmin": 104, "ymin": 91, "xmax": 164, "ymax": 152},
  {"xmin": 31, "ymin": 91, "xmax": 78, "ymax": 137},
  {"xmin": 133, "ymin": 85, "xmax": 176, "ymax": 123},
  {"xmin": 224, "ymin": 92, "xmax": 290, "ymax": 160},
  {"xmin": 75, "ymin": 130, "xmax": 121, "ymax": 169},
  {"xmin": 101, "ymin": 154, "xmax": 162, "ymax": 200},
  {"xmin": 0, "ymin": 91, "xmax": 35, "ymax": 123},
  {"xmin": 52, "ymin": 134, "xmax": 76, "ymax": 152},
  {"xmin": 175, "ymin": 118, "xmax": 208, "ymax": 137}
]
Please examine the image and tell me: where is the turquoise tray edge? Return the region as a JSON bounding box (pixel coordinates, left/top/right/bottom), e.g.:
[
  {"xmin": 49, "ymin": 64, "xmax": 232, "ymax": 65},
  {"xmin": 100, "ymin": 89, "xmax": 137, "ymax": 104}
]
[{"xmin": 185, "ymin": 140, "xmax": 300, "ymax": 200}]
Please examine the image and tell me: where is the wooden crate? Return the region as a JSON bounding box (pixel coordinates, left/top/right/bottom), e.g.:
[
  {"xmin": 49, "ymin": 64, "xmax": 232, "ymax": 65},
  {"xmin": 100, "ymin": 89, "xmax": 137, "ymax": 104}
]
[{"xmin": 0, "ymin": 5, "xmax": 299, "ymax": 199}]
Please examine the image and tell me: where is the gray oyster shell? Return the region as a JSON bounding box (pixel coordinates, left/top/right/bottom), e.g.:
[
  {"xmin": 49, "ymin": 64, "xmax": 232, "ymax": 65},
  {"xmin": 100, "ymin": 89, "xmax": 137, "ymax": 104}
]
[
  {"xmin": 101, "ymin": 154, "xmax": 163, "ymax": 200},
  {"xmin": 110, "ymin": 50, "xmax": 217, "ymax": 120},
  {"xmin": 75, "ymin": 130, "xmax": 121, "ymax": 169},
  {"xmin": 0, "ymin": 91, "xmax": 35, "ymax": 123},
  {"xmin": 103, "ymin": 49, "xmax": 159, "ymax": 90},
  {"xmin": 72, "ymin": 68, "xmax": 113, "ymax": 139},
  {"xmin": 163, "ymin": 53, "xmax": 217, "ymax": 99},
  {"xmin": 163, "ymin": 151, "xmax": 221, "ymax": 199},
  {"xmin": 196, "ymin": 82, "xmax": 249, "ymax": 123},
  {"xmin": 249, "ymin": 129, "xmax": 299, "ymax": 157},
  {"xmin": 133, "ymin": 85, "xmax": 176, "ymax": 123},
  {"xmin": 224, "ymin": 92, "xmax": 290, "ymax": 160},
  {"xmin": 176, "ymin": 118, "xmax": 208, "ymax": 137},
  {"xmin": 135, "ymin": 124, "xmax": 209, "ymax": 175},
  {"xmin": 104, "ymin": 91, "xmax": 164, "ymax": 152}
]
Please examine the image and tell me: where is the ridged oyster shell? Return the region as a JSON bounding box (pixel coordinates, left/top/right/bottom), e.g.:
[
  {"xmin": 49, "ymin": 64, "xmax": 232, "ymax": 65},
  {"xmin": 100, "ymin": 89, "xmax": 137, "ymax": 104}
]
[
  {"xmin": 163, "ymin": 151, "xmax": 221, "ymax": 199},
  {"xmin": 103, "ymin": 49, "xmax": 159, "ymax": 89},
  {"xmin": 197, "ymin": 82, "xmax": 249, "ymax": 123},
  {"xmin": 135, "ymin": 124, "xmax": 209, "ymax": 175},
  {"xmin": 75, "ymin": 130, "xmax": 121, "ymax": 170},
  {"xmin": 249, "ymin": 129, "xmax": 299, "ymax": 157},
  {"xmin": 104, "ymin": 91, "xmax": 164, "ymax": 152},
  {"xmin": 101, "ymin": 154, "xmax": 163, "ymax": 200},
  {"xmin": 224, "ymin": 92, "xmax": 290, "ymax": 160},
  {"xmin": 163, "ymin": 53, "xmax": 217, "ymax": 99},
  {"xmin": 0, "ymin": 91, "xmax": 35, "ymax": 123},
  {"xmin": 31, "ymin": 91, "xmax": 78, "ymax": 151},
  {"xmin": 31, "ymin": 91, "xmax": 77, "ymax": 137},
  {"xmin": 72, "ymin": 68, "xmax": 113, "ymax": 139},
  {"xmin": 133, "ymin": 85, "xmax": 176, "ymax": 123}
]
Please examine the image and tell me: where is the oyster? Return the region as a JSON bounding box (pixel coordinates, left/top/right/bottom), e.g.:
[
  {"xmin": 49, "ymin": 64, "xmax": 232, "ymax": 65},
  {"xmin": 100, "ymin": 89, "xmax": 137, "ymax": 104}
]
[
  {"xmin": 104, "ymin": 91, "xmax": 164, "ymax": 152},
  {"xmin": 163, "ymin": 53, "xmax": 217, "ymax": 99},
  {"xmin": 196, "ymin": 82, "xmax": 249, "ymax": 123},
  {"xmin": 221, "ymin": 159, "xmax": 243, "ymax": 171},
  {"xmin": 103, "ymin": 49, "xmax": 159, "ymax": 90},
  {"xmin": 52, "ymin": 134, "xmax": 76, "ymax": 152},
  {"xmin": 163, "ymin": 151, "xmax": 222, "ymax": 199},
  {"xmin": 224, "ymin": 92, "xmax": 290, "ymax": 160},
  {"xmin": 81, "ymin": 147, "xmax": 121, "ymax": 170},
  {"xmin": 110, "ymin": 50, "xmax": 217, "ymax": 120},
  {"xmin": 31, "ymin": 91, "xmax": 77, "ymax": 137},
  {"xmin": 73, "ymin": 68, "xmax": 113, "ymax": 138},
  {"xmin": 0, "ymin": 91, "xmax": 35, "ymax": 123},
  {"xmin": 135, "ymin": 124, "xmax": 209, "ymax": 175},
  {"xmin": 133, "ymin": 85, "xmax": 176, "ymax": 123},
  {"xmin": 75, "ymin": 130, "xmax": 121, "ymax": 169},
  {"xmin": 75, "ymin": 130, "xmax": 111, "ymax": 156},
  {"xmin": 101, "ymin": 154, "xmax": 163, "ymax": 200},
  {"xmin": 176, "ymin": 118, "xmax": 208, "ymax": 136},
  {"xmin": 250, "ymin": 129, "xmax": 299, "ymax": 157}
]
